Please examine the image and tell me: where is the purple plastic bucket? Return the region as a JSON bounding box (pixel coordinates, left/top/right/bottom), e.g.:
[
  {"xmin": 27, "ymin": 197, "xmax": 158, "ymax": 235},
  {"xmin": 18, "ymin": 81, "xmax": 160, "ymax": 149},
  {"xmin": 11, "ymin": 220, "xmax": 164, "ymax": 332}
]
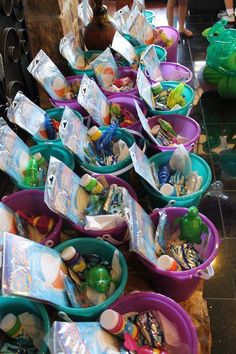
[
  {"xmin": 145, "ymin": 114, "xmax": 201, "ymax": 152},
  {"xmin": 49, "ymin": 75, "xmax": 88, "ymax": 118},
  {"xmin": 2, "ymin": 190, "xmax": 63, "ymax": 247},
  {"xmin": 155, "ymin": 26, "xmax": 180, "ymax": 62},
  {"xmin": 137, "ymin": 207, "xmax": 220, "ymax": 302},
  {"xmin": 99, "ymin": 67, "xmax": 138, "ymax": 97},
  {"xmin": 69, "ymin": 174, "xmax": 137, "ymax": 244},
  {"xmin": 108, "ymin": 94, "xmax": 147, "ymax": 132},
  {"xmin": 110, "ymin": 292, "xmax": 198, "ymax": 354},
  {"xmin": 150, "ymin": 62, "xmax": 193, "ymax": 84}
]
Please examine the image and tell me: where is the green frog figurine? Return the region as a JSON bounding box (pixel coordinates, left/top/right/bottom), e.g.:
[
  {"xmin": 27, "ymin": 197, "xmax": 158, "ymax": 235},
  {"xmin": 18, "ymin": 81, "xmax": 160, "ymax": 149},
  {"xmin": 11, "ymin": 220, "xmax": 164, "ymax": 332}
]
[{"xmin": 174, "ymin": 206, "xmax": 208, "ymax": 244}]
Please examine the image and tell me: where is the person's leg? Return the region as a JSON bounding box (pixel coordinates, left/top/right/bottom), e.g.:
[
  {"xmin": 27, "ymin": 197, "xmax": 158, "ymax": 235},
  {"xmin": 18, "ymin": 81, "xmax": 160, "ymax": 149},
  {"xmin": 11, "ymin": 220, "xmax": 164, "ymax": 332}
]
[
  {"xmin": 218, "ymin": 0, "xmax": 235, "ymax": 22},
  {"xmin": 178, "ymin": 0, "xmax": 192, "ymax": 36},
  {"xmin": 167, "ymin": 0, "xmax": 176, "ymax": 27}
]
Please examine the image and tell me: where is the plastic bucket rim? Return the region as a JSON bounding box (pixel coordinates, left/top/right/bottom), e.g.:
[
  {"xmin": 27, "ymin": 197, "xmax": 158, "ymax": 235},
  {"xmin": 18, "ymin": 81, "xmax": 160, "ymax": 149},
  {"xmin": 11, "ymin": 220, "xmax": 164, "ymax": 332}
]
[
  {"xmin": 69, "ymin": 173, "xmax": 137, "ymax": 236},
  {"xmin": 155, "ymin": 25, "xmax": 180, "ymax": 47},
  {"xmin": 158, "ymin": 61, "xmax": 193, "ymax": 83},
  {"xmin": 146, "ymin": 114, "xmax": 201, "ymax": 151},
  {"xmin": 54, "ymin": 238, "xmax": 128, "ymax": 315},
  {"xmin": 15, "ymin": 144, "xmax": 75, "ymax": 190},
  {"xmin": 78, "ymin": 126, "xmax": 135, "ymax": 173},
  {"xmin": 148, "ymin": 206, "xmax": 220, "ymax": 277},
  {"xmin": 144, "ymin": 151, "xmax": 212, "ymax": 201},
  {"xmin": 2, "ymin": 189, "xmax": 63, "ymax": 246},
  {"xmin": 110, "ymin": 291, "xmax": 198, "ymax": 353},
  {"xmin": 149, "ymin": 81, "xmax": 195, "ymax": 114}
]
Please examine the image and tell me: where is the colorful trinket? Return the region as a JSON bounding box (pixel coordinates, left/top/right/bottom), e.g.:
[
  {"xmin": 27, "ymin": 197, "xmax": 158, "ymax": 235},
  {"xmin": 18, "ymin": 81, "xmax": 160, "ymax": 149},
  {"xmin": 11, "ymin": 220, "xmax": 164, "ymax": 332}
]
[
  {"xmin": 61, "ymin": 246, "xmax": 87, "ymax": 273},
  {"xmin": 86, "ymin": 265, "xmax": 111, "ymax": 293},
  {"xmin": 100, "ymin": 309, "xmax": 138, "ymax": 339}
]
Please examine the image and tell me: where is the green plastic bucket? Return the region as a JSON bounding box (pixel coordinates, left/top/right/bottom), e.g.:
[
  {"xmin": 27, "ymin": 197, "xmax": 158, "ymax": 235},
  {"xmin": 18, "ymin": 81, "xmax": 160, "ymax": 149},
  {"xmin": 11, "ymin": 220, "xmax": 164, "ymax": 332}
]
[
  {"xmin": 148, "ymin": 81, "xmax": 195, "ymax": 116},
  {"xmin": 15, "ymin": 144, "xmax": 75, "ymax": 190},
  {"xmin": 143, "ymin": 10, "xmax": 155, "ymax": 24},
  {"xmin": 135, "ymin": 44, "xmax": 167, "ymax": 63},
  {"xmin": 54, "ymin": 238, "xmax": 128, "ymax": 321},
  {"xmin": 69, "ymin": 50, "xmax": 102, "ymax": 78},
  {"xmin": 0, "ymin": 296, "xmax": 50, "ymax": 354},
  {"xmin": 142, "ymin": 151, "xmax": 212, "ymax": 208},
  {"xmin": 33, "ymin": 108, "xmax": 83, "ymax": 145},
  {"xmin": 77, "ymin": 127, "xmax": 135, "ymax": 180}
]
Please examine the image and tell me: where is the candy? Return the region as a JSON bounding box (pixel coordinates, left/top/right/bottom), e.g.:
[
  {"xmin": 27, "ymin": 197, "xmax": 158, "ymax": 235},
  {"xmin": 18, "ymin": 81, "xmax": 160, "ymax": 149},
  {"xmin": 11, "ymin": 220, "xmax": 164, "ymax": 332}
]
[
  {"xmin": 157, "ymin": 165, "xmax": 171, "ymax": 186},
  {"xmin": 135, "ymin": 311, "xmax": 164, "ymax": 349},
  {"xmin": 85, "ymin": 265, "xmax": 111, "ymax": 293},
  {"xmin": 167, "ymin": 243, "xmax": 203, "ymax": 270}
]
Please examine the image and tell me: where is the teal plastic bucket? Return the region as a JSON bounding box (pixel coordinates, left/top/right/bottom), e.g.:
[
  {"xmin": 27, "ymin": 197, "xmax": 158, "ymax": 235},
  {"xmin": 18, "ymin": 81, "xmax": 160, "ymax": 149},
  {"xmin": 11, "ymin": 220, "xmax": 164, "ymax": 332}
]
[
  {"xmin": 0, "ymin": 296, "xmax": 50, "ymax": 354},
  {"xmin": 143, "ymin": 10, "xmax": 155, "ymax": 24},
  {"xmin": 77, "ymin": 127, "xmax": 135, "ymax": 180},
  {"xmin": 135, "ymin": 44, "xmax": 167, "ymax": 63},
  {"xmin": 15, "ymin": 144, "xmax": 75, "ymax": 190},
  {"xmin": 124, "ymin": 34, "xmax": 141, "ymax": 47},
  {"xmin": 69, "ymin": 50, "xmax": 102, "ymax": 78},
  {"xmin": 142, "ymin": 152, "xmax": 212, "ymax": 208},
  {"xmin": 33, "ymin": 108, "xmax": 83, "ymax": 145},
  {"xmin": 54, "ymin": 238, "xmax": 128, "ymax": 321},
  {"xmin": 148, "ymin": 81, "xmax": 195, "ymax": 116}
]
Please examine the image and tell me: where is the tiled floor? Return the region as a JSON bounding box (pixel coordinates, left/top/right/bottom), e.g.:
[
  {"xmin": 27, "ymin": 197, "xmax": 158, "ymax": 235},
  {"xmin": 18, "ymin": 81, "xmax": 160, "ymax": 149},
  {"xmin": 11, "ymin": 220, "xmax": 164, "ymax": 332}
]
[
  {"xmin": 144, "ymin": 2, "xmax": 236, "ymax": 354},
  {"xmin": 106, "ymin": 0, "xmax": 236, "ymax": 353}
]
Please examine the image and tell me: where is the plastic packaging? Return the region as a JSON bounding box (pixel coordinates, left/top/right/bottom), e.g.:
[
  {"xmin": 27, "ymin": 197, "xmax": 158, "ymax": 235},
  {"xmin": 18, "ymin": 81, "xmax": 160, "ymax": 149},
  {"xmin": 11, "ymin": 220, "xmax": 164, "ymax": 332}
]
[
  {"xmin": 78, "ymin": 0, "xmax": 93, "ymax": 26},
  {"xmin": 0, "ymin": 117, "xmax": 30, "ymax": 184},
  {"xmin": 111, "ymin": 31, "xmax": 137, "ymax": 65},
  {"xmin": 142, "ymin": 44, "xmax": 162, "ymax": 82},
  {"xmin": 113, "ymin": 5, "xmax": 131, "ymax": 34},
  {"xmin": 91, "ymin": 48, "xmax": 118, "ymax": 89},
  {"xmin": 59, "ymin": 32, "xmax": 85, "ymax": 70},
  {"xmin": 27, "ymin": 49, "xmax": 68, "ymax": 100},
  {"xmin": 7, "ymin": 92, "xmax": 48, "ymax": 138},
  {"xmin": 169, "ymin": 145, "xmax": 192, "ymax": 177},
  {"xmin": 78, "ymin": 74, "xmax": 110, "ymax": 126},
  {"xmin": 127, "ymin": 7, "xmax": 154, "ymax": 45}
]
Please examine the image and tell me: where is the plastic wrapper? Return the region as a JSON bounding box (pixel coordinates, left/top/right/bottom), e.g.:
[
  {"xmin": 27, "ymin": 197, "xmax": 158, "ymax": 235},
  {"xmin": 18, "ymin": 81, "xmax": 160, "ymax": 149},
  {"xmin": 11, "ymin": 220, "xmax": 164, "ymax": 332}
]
[
  {"xmin": 45, "ymin": 321, "xmax": 120, "ymax": 354},
  {"xmin": 59, "ymin": 32, "xmax": 85, "ymax": 69},
  {"xmin": 59, "ymin": 106, "xmax": 88, "ymax": 162},
  {"xmin": 137, "ymin": 67, "xmax": 155, "ymax": 109},
  {"xmin": 0, "ymin": 202, "xmax": 17, "ymax": 236},
  {"xmin": 27, "ymin": 49, "xmax": 69, "ymax": 100},
  {"xmin": 111, "ymin": 31, "xmax": 137, "ymax": 65},
  {"xmin": 127, "ymin": 7, "xmax": 154, "ymax": 45},
  {"xmin": 142, "ymin": 45, "xmax": 162, "ymax": 82},
  {"xmin": 1, "ymin": 233, "xmax": 69, "ymax": 307},
  {"xmin": 167, "ymin": 243, "xmax": 203, "ymax": 270},
  {"xmin": 169, "ymin": 144, "xmax": 192, "ymax": 177},
  {"xmin": 113, "ymin": 5, "xmax": 131, "ymax": 34},
  {"xmin": 0, "ymin": 118, "xmax": 30, "ymax": 184},
  {"xmin": 78, "ymin": 0, "xmax": 93, "ymax": 26},
  {"xmin": 84, "ymin": 214, "xmax": 125, "ymax": 231},
  {"xmin": 18, "ymin": 312, "xmax": 45, "ymax": 350},
  {"xmin": 91, "ymin": 48, "xmax": 118, "ymax": 89},
  {"xmin": 135, "ymin": 310, "xmax": 164, "ymax": 348},
  {"xmin": 154, "ymin": 210, "xmax": 169, "ymax": 256},
  {"xmin": 7, "ymin": 92, "xmax": 48, "ymax": 138},
  {"xmin": 78, "ymin": 74, "xmax": 110, "ymax": 126},
  {"xmin": 123, "ymin": 188, "xmax": 158, "ymax": 265},
  {"xmin": 131, "ymin": 0, "xmax": 145, "ymax": 13},
  {"xmin": 44, "ymin": 157, "xmax": 85, "ymax": 226}
]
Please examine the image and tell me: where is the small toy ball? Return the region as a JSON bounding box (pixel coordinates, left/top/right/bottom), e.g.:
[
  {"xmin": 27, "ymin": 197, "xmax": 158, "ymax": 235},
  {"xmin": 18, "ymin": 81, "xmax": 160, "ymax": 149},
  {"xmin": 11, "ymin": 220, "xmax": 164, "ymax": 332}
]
[
  {"xmin": 174, "ymin": 206, "xmax": 208, "ymax": 244},
  {"xmin": 86, "ymin": 265, "xmax": 111, "ymax": 293}
]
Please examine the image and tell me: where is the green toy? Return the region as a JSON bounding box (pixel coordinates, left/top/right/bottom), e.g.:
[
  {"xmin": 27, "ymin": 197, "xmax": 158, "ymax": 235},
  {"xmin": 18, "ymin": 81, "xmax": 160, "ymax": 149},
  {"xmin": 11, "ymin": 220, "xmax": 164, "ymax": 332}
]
[
  {"xmin": 86, "ymin": 265, "xmax": 111, "ymax": 293},
  {"xmin": 202, "ymin": 19, "xmax": 236, "ymax": 99},
  {"xmin": 174, "ymin": 207, "xmax": 208, "ymax": 244}
]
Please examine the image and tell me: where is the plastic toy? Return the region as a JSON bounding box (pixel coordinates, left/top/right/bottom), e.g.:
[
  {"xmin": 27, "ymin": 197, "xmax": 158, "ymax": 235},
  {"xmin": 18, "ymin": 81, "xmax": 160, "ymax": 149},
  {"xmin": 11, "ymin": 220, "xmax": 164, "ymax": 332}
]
[
  {"xmin": 202, "ymin": 19, "xmax": 236, "ymax": 99},
  {"xmin": 174, "ymin": 206, "xmax": 208, "ymax": 244},
  {"xmin": 85, "ymin": 265, "xmax": 111, "ymax": 293}
]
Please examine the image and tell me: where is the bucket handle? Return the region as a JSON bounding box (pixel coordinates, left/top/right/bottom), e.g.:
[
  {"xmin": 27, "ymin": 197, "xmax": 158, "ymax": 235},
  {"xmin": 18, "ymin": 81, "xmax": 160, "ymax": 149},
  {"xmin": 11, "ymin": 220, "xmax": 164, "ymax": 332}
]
[
  {"xmin": 81, "ymin": 162, "xmax": 134, "ymax": 176},
  {"xmin": 45, "ymin": 239, "xmax": 54, "ymax": 248},
  {"xmin": 194, "ymin": 264, "xmax": 214, "ymax": 280},
  {"xmin": 152, "ymin": 199, "xmax": 176, "ymax": 213},
  {"xmin": 96, "ymin": 234, "xmax": 126, "ymax": 245},
  {"xmin": 186, "ymin": 142, "xmax": 195, "ymax": 152},
  {"xmin": 186, "ymin": 103, "xmax": 193, "ymax": 117},
  {"xmin": 57, "ymin": 311, "xmax": 73, "ymax": 322},
  {"xmin": 123, "ymin": 128, "xmax": 147, "ymax": 154}
]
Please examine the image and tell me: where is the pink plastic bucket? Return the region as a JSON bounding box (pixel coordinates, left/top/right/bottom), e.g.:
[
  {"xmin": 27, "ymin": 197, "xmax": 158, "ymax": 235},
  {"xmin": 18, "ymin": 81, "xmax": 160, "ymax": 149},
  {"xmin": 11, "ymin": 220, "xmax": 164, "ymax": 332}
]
[
  {"xmin": 155, "ymin": 26, "xmax": 180, "ymax": 62},
  {"xmin": 2, "ymin": 190, "xmax": 63, "ymax": 247},
  {"xmin": 110, "ymin": 292, "xmax": 198, "ymax": 354},
  {"xmin": 99, "ymin": 67, "xmax": 138, "ymax": 97},
  {"xmin": 137, "ymin": 207, "xmax": 220, "ymax": 302},
  {"xmin": 149, "ymin": 62, "xmax": 193, "ymax": 84},
  {"xmin": 108, "ymin": 94, "xmax": 147, "ymax": 132},
  {"xmin": 49, "ymin": 75, "xmax": 88, "ymax": 117},
  {"xmin": 69, "ymin": 174, "xmax": 137, "ymax": 244},
  {"xmin": 145, "ymin": 114, "xmax": 201, "ymax": 152}
]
